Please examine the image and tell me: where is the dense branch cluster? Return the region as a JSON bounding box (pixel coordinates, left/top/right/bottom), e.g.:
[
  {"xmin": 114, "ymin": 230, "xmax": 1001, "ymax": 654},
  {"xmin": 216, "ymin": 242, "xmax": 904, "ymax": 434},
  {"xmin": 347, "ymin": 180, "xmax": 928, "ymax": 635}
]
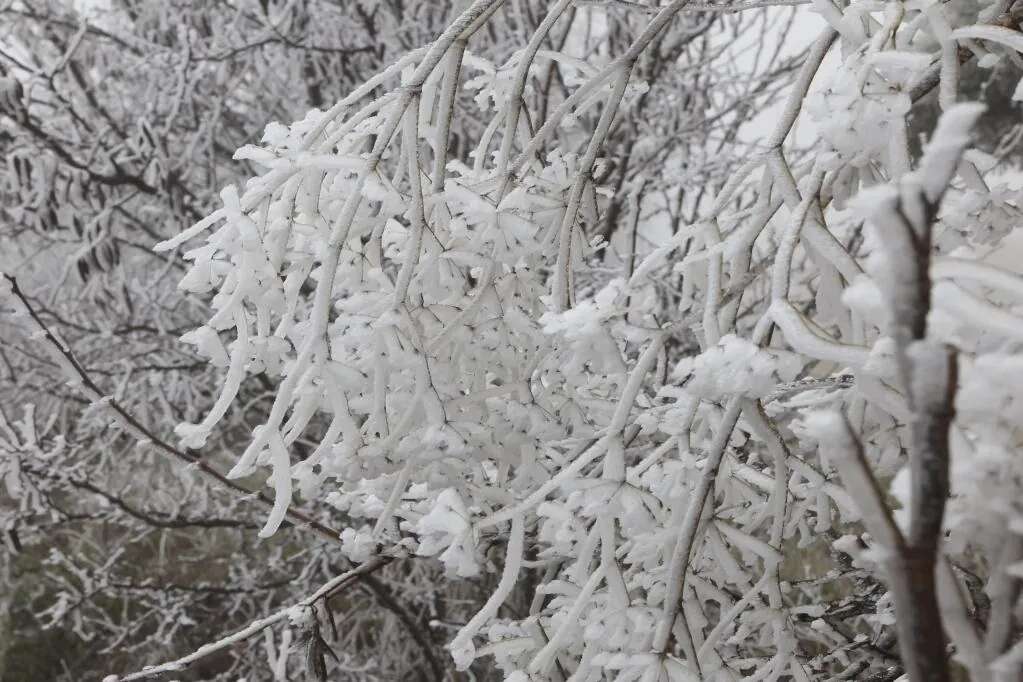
[
  {"xmin": 1, "ymin": 1, "xmax": 491, "ymax": 679},
  {"xmin": 4, "ymin": 0, "xmax": 1023, "ymax": 680}
]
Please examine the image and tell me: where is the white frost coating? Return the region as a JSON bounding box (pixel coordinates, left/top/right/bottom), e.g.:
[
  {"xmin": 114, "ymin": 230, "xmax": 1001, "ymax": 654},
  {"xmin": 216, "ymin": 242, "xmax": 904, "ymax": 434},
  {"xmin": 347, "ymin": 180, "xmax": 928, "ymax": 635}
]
[
  {"xmin": 153, "ymin": 208, "xmax": 226, "ymax": 252},
  {"xmin": 476, "ymin": 439, "xmax": 606, "ymax": 530},
  {"xmin": 540, "ymin": 278, "xmax": 624, "ymax": 339},
  {"xmin": 415, "ymin": 488, "xmax": 479, "ymax": 577},
  {"xmin": 770, "ymin": 301, "xmax": 871, "ymax": 368},
  {"xmin": 932, "ymin": 258, "xmax": 1023, "ymax": 299},
  {"xmin": 921, "ymin": 4, "xmax": 959, "ymax": 112},
  {"xmin": 628, "ymin": 221, "xmax": 708, "ymax": 285},
  {"xmin": 934, "ymin": 281, "xmax": 1023, "ymax": 341},
  {"xmin": 258, "ymin": 433, "xmax": 293, "ymax": 538},
  {"xmin": 841, "ymin": 275, "xmax": 888, "ymax": 327},
  {"xmin": 673, "ymin": 334, "xmax": 801, "ymax": 400},
  {"xmin": 714, "ymin": 519, "xmax": 784, "ymax": 566},
  {"xmin": 174, "ymin": 310, "xmax": 250, "ymax": 449},
  {"xmin": 449, "ymin": 515, "xmax": 524, "ymax": 670},
  {"xmin": 88, "ymin": 0, "xmax": 1023, "ymax": 678},
  {"xmin": 339, "ymin": 527, "xmax": 376, "ymax": 563},
  {"xmin": 804, "ymin": 410, "xmax": 903, "ymax": 551},
  {"xmin": 889, "ymin": 466, "xmax": 912, "ymax": 536},
  {"xmin": 607, "ymin": 332, "xmax": 666, "ymax": 433},
  {"xmin": 810, "ymin": 0, "xmax": 853, "ymax": 43},
  {"xmin": 801, "ymin": 409, "xmax": 847, "ymax": 445},
  {"xmin": 527, "ymin": 566, "xmax": 605, "ymax": 674},
  {"xmin": 916, "ymin": 102, "xmax": 985, "ymax": 201},
  {"xmin": 179, "ymin": 326, "xmax": 230, "ymax": 368},
  {"xmin": 113, "ymin": 560, "xmax": 386, "ymax": 681},
  {"xmin": 951, "ymin": 25, "xmax": 1023, "ymax": 55},
  {"xmin": 697, "ymin": 572, "xmax": 772, "ymax": 660},
  {"xmin": 958, "ymin": 354, "xmax": 1023, "ymax": 428}
]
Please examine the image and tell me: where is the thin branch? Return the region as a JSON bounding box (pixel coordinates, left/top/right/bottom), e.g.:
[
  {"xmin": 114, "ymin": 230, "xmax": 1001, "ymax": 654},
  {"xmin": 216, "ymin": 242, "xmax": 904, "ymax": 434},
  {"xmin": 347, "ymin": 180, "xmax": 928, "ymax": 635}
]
[
  {"xmin": 578, "ymin": 0, "xmax": 811, "ymax": 13},
  {"xmin": 112, "ymin": 557, "xmax": 390, "ymax": 681},
  {"xmin": 3, "ymin": 274, "xmax": 344, "ymax": 544},
  {"xmin": 3, "ymin": 272, "xmax": 444, "ymax": 680}
]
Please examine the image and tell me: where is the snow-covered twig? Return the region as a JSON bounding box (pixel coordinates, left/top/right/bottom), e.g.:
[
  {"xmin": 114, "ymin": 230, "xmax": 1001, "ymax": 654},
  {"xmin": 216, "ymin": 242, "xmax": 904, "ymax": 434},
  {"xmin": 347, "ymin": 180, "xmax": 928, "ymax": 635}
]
[{"xmin": 109, "ymin": 557, "xmax": 390, "ymax": 681}]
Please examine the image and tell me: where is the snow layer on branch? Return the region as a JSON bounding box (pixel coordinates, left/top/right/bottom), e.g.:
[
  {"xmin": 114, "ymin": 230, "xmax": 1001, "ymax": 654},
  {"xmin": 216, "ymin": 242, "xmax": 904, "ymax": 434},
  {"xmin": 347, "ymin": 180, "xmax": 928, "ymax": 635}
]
[
  {"xmin": 673, "ymin": 334, "xmax": 802, "ymax": 400},
  {"xmin": 413, "ymin": 488, "xmax": 479, "ymax": 578},
  {"xmin": 540, "ymin": 278, "xmax": 625, "ymax": 339}
]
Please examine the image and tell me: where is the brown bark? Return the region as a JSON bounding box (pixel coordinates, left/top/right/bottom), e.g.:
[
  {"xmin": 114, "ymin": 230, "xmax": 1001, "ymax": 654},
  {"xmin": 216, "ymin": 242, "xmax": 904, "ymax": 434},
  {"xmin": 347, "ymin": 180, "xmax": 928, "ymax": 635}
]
[{"xmin": 881, "ymin": 186, "xmax": 959, "ymax": 681}]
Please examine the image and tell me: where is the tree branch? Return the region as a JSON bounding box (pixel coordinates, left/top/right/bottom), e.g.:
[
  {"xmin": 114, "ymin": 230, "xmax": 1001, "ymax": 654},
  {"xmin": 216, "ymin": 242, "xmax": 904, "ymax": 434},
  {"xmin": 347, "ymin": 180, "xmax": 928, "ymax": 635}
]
[{"xmin": 111, "ymin": 557, "xmax": 391, "ymax": 681}]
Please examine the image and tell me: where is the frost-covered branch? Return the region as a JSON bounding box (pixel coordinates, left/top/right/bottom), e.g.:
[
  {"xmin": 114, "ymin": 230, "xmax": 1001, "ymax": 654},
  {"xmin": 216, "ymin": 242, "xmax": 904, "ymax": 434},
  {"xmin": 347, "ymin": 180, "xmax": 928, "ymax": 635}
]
[
  {"xmin": 9, "ymin": 0, "xmax": 1023, "ymax": 678},
  {"xmin": 2, "ymin": 273, "xmax": 343, "ymax": 544},
  {"xmin": 109, "ymin": 557, "xmax": 390, "ymax": 681}
]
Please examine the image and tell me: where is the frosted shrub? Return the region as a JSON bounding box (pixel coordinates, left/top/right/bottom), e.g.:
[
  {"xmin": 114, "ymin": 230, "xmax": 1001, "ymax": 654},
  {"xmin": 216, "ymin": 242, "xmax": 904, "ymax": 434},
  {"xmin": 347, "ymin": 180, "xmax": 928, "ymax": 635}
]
[
  {"xmin": 147, "ymin": 0, "xmax": 1023, "ymax": 679},
  {"xmin": 6, "ymin": 0, "xmax": 1023, "ymax": 680}
]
